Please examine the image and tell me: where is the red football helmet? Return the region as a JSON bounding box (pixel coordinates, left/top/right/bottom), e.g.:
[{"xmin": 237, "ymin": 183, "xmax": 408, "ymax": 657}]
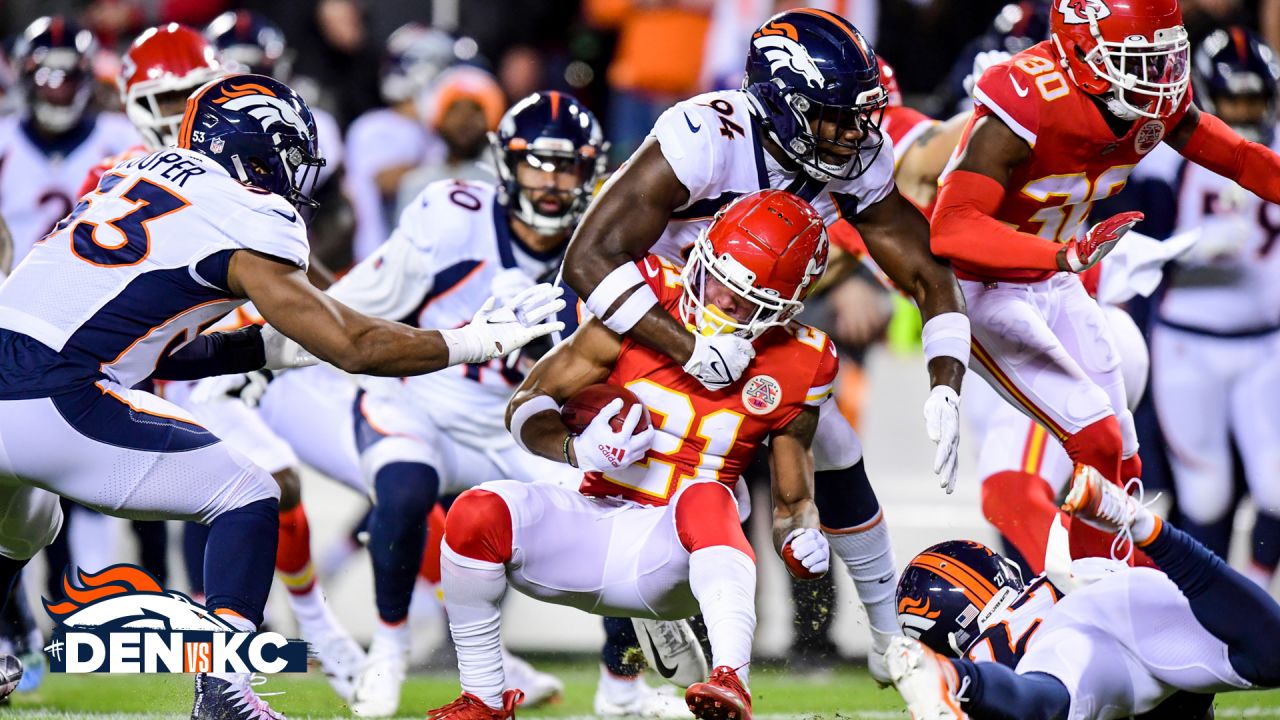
[
  {"xmin": 1049, "ymin": 0, "xmax": 1189, "ymax": 119},
  {"xmin": 877, "ymin": 57, "xmax": 903, "ymax": 108},
  {"xmin": 680, "ymin": 190, "xmax": 829, "ymax": 340},
  {"xmin": 119, "ymin": 24, "xmax": 223, "ymax": 149}
]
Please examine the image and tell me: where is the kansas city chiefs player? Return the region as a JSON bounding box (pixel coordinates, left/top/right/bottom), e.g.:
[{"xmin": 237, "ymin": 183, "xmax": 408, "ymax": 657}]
[
  {"xmin": 430, "ymin": 190, "xmax": 835, "ymax": 720},
  {"xmin": 931, "ymin": 0, "xmax": 1280, "ymax": 552}
]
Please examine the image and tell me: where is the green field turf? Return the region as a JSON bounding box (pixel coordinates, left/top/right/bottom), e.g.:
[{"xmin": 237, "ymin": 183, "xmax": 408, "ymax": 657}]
[{"xmin": 4, "ymin": 661, "xmax": 1280, "ymax": 719}]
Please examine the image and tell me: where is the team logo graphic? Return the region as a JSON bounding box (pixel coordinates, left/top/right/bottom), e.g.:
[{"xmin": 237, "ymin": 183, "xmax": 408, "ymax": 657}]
[
  {"xmin": 1134, "ymin": 119, "xmax": 1165, "ymax": 154},
  {"xmin": 1057, "ymin": 0, "xmax": 1111, "ymax": 24},
  {"xmin": 213, "ymin": 82, "xmax": 312, "ymax": 140},
  {"xmin": 42, "ymin": 564, "xmax": 307, "ymax": 673},
  {"xmin": 752, "ymin": 26, "xmax": 826, "ymax": 90},
  {"xmin": 897, "ymin": 596, "xmax": 942, "ymax": 638},
  {"xmin": 741, "ymin": 375, "xmax": 781, "ymax": 415}
]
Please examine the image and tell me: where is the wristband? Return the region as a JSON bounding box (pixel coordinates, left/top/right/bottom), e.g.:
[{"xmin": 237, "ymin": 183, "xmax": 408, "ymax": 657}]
[
  {"xmin": 584, "ymin": 262, "xmax": 644, "ymax": 323},
  {"xmin": 601, "ymin": 283, "xmax": 659, "ymax": 335},
  {"xmin": 509, "ymin": 394, "xmax": 560, "ymax": 454},
  {"xmin": 921, "ymin": 312, "xmax": 971, "ymax": 366},
  {"xmin": 562, "ymin": 433, "xmax": 577, "ymax": 468}
]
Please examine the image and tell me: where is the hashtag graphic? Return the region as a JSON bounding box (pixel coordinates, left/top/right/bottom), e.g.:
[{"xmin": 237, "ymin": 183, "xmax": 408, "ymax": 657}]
[{"xmin": 44, "ymin": 638, "xmax": 64, "ymax": 662}]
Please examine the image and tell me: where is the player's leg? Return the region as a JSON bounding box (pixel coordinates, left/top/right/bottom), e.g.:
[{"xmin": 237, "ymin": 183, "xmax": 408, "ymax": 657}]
[
  {"xmin": 258, "ymin": 365, "xmax": 364, "ymax": 492},
  {"xmin": 1229, "ymin": 331, "xmax": 1280, "ymax": 587},
  {"xmin": 0, "ymin": 479, "xmax": 63, "ymax": 612},
  {"xmin": 809, "ymin": 399, "xmax": 898, "ymax": 680},
  {"xmin": 1149, "ymin": 325, "xmax": 1236, "ymax": 556}
]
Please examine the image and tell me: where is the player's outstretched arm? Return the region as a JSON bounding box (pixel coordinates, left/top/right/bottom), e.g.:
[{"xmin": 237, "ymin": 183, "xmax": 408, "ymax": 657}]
[
  {"xmin": 1166, "ymin": 104, "xmax": 1280, "ymax": 204},
  {"xmin": 229, "ymin": 249, "xmax": 562, "ymax": 377}
]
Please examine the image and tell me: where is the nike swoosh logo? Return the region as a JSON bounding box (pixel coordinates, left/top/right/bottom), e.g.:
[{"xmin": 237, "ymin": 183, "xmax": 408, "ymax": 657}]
[
  {"xmin": 877, "ymin": 574, "xmax": 894, "ymax": 584},
  {"xmin": 684, "ymin": 113, "xmax": 702, "ymax": 133},
  {"xmin": 271, "ymin": 208, "xmax": 298, "ymax": 223},
  {"xmin": 643, "ymin": 627, "xmax": 678, "ymax": 679},
  {"xmin": 1009, "ymin": 76, "xmax": 1029, "ymax": 98}
]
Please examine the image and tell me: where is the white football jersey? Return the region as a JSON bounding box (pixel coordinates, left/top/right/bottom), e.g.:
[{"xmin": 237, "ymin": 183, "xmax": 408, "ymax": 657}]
[
  {"xmin": 0, "ymin": 148, "xmax": 308, "ymax": 392},
  {"xmin": 0, "ymin": 112, "xmax": 141, "ymax": 265},
  {"xmin": 1135, "ymin": 140, "xmax": 1280, "ymax": 333},
  {"xmin": 649, "ymin": 89, "xmax": 896, "ymax": 262},
  {"xmin": 343, "ymin": 107, "xmax": 444, "ymax": 263},
  {"xmin": 329, "ymin": 179, "xmax": 560, "ymax": 447}
]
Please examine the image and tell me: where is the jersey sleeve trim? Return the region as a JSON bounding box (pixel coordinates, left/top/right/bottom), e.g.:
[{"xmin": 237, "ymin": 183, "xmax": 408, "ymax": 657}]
[{"xmin": 974, "ymin": 86, "xmax": 1038, "ymax": 147}]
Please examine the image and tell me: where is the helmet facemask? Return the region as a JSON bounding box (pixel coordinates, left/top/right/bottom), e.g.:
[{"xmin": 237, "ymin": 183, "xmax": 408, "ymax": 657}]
[
  {"xmin": 24, "ymin": 49, "xmax": 91, "ymax": 134},
  {"xmin": 679, "ymin": 231, "xmax": 811, "ymax": 341},
  {"xmin": 125, "ymin": 74, "xmax": 221, "ymax": 149},
  {"xmin": 494, "ymin": 135, "xmax": 603, "ymax": 235},
  {"xmin": 753, "ymin": 78, "xmax": 889, "ymax": 181},
  {"xmin": 1064, "ymin": 14, "xmax": 1190, "ymax": 120}
]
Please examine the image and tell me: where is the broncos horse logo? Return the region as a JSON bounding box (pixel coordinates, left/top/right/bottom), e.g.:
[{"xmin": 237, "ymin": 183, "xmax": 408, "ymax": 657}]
[
  {"xmin": 213, "ymin": 82, "xmax": 312, "ymax": 140},
  {"xmin": 44, "ymin": 564, "xmax": 233, "ymax": 633},
  {"xmin": 751, "ymin": 31, "xmax": 826, "ymax": 90}
]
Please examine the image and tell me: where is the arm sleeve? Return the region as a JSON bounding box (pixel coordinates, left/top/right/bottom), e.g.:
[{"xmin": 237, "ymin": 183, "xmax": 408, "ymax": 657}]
[
  {"xmin": 1178, "ymin": 110, "xmax": 1280, "ymax": 204},
  {"xmin": 151, "ymin": 325, "xmax": 266, "ymax": 381},
  {"xmin": 930, "ymin": 170, "xmax": 1062, "ymax": 271}
]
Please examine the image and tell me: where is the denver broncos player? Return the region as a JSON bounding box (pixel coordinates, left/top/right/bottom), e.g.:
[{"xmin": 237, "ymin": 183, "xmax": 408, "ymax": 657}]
[
  {"xmin": 562, "ymin": 9, "xmax": 969, "ymax": 681},
  {"xmin": 1, "ymin": 16, "xmax": 140, "ymax": 266},
  {"xmin": 931, "ymin": 0, "xmax": 1280, "ymax": 556},
  {"xmin": 0, "ymin": 74, "xmax": 561, "ymax": 720},
  {"xmin": 434, "ymin": 190, "xmax": 833, "ymax": 720},
  {"xmin": 887, "ymin": 464, "xmax": 1280, "ymax": 720}
]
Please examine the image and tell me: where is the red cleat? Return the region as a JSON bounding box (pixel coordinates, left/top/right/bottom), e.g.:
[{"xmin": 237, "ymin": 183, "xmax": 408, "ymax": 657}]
[
  {"xmin": 426, "ymin": 689, "xmax": 523, "ymax": 719},
  {"xmin": 685, "ymin": 666, "xmax": 752, "ymax": 720}
]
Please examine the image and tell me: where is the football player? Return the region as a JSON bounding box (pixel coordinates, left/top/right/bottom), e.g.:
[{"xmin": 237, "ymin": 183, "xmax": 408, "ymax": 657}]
[
  {"xmin": 929, "ymin": 0, "xmax": 1280, "ymax": 556},
  {"xmin": 433, "ymin": 189, "xmax": 834, "ymax": 720},
  {"xmin": 887, "ymin": 464, "xmax": 1280, "ymax": 719},
  {"xmin": 1, "ymin": 16, "xmax": 140, "ymax": 266},
  {"xmin": 0, "ymin": 74, "xmax": 561, "ymax": 719},
  {"xmin": 561, "ymin": 9, "xmax": 969, "ymax": 681},
  {"xmin": 1132, "ymin": 26, "xmax": 1280, "ymax": 587}
]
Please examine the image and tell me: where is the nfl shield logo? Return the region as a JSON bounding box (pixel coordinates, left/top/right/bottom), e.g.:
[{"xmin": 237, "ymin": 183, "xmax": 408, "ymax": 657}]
[{"xmin": 210, "ymin": 137, "xmax": 225, "ymax": 154}]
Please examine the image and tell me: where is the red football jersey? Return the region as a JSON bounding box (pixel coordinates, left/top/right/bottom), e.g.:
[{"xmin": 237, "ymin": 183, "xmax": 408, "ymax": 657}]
[
  {"xmin": 578, "ymin": 256, "xmax": 839, "ymax": 506},
  {"xmin": 882, "ymin": 104, "xmax": 938, "ymax": 168},
  {"xmin": 949, "ymin": 41, "xmax": 1190, "ymax": 283}
]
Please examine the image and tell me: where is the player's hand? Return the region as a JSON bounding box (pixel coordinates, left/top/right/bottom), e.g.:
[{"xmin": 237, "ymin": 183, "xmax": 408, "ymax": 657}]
[
  {"xmin": 570, "ymin": 398, "xmax": 655, "ymax": 472},
  {"xmin": 1058, "ymin": 211, "xmax": 1144, "ymax": 273},
  {"xmin": 489, "ymin": 268, "xmax": 536, "ymax": 307},
  {"xmin": 782, "ymin": 528, "xmax": 830, "ymax": 578},
  {"xmin": 443, "ymin": 285, "xmax": 566, "ymax": 365},
  {"xmin": 683, "ymin": 333, "xmax": 755, "ymax": 391},
  {"xmin": 262, "ymin": 324, "xmax": 319, "ymax": 370},
  {"xmin": 963, "ymin": 49, "xmax": 1011, "ymax": 98},
  {"xmin": 189, "ymin": 369, "xmax": 275, "ymax": 408},
  {"xmin": 923, "ymin": 385, "xmax": 961, "ymax": 494}
]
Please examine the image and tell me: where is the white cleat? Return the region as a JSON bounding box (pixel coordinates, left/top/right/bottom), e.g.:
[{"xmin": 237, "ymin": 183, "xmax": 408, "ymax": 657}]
[
  {"xmin": 502, "ymin": 650, "xmax": 562, "ymax": 707},
  {"xmin": 885, "ymin": 636, "xmax": 966, "ymax": 720},
  {"xmin": 868, "ymin": 628, "xmax": 898, "ymax": 688},
  {"xmin": 297, "ymin": 612, "xmax": 365, "ymax": 702},
  {"xmin": 594, "ymin": 674, "xmax": 691, "ymax": 718},
  {"xmin": 349, "ymin": 635, "xmax": 407, "ymax": 717}
]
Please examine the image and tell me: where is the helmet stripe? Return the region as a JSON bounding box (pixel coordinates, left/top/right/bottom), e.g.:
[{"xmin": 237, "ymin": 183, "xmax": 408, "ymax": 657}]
[
  {"xmin": 910, "ymin": 553, "xmax": 998, "ymax": 608},
  {"xmin": 791, "ymin": 8, "xmax": 869, "ymax": 63},
  {"xmin": 178, "ymin": 79, "xmax": 220, "ymax": 149},
  {"xmin": 919, "ymin": 551, "xmax": 1000, "ymax": 597},
  {"xmin": 549, "ymin": 90, "xmax": 560, "ymax": 120}
]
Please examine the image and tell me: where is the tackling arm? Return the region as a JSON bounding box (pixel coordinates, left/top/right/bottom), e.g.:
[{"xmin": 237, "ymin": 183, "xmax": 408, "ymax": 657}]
[
  {"xmin": 1166, "ymin": 104, "xmax": 1280, "ymax": 204},
  {"xmin": 768, "ymin": 407, "xmax": 820, "ymax": 555}
]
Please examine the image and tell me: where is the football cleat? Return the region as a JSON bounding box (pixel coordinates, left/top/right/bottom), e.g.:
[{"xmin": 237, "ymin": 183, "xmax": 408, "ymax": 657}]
[
  {"xmin": 0, "ymin": 654, "xmax": 22, "ymax": 701},
  {"xmin": 15, "ymin": 647, "xmax": 42, "ymax": 693},
  {"xmin": 594, "ymin": 672, "xmax": 691, "ymax": 718},
  {"xmin": 502, "ymin": 650, "xmax": 562, "ymax": 706},
  {"xmin": 295, "ymin": 603, "xmax": 365, "ymax": 702},
  {"xmin": 633, "ymin": 618, "xmax": 709, "ymax": 688},
  {"xmin": 885, "ymin": 636, "xmax": 966, "ymax": 720},
  {"xmin": 427, "ymin": 689, "xmax": 523, "ymax": 720},
  {"xmin": 1061, "ymin": 464, "xmax": 1146, "ymax": 562},
  {"xmin": 685, "ymin": 666, "xmax": 751, "ymax": 720},
  {"xmin": 349, "ymin": 633, "xmax": 407, "ymax": 717},
  {"xmin": 191, "ymin": 673, "xmax": 285, "ymax": 719}
]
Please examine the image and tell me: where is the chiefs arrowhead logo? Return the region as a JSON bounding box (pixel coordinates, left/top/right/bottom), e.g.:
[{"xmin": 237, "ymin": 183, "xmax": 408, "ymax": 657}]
[{"xmin": 1057, "ymin": 0, "xmax": 1111, "ymax": 24}]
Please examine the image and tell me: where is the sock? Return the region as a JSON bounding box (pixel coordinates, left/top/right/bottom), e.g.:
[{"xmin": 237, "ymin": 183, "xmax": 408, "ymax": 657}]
[
  {"xmin": 1250, "ymin": 511, "xmax": 1280, "ymax": 585},
  {"xmin": 370, "ymin": 618, "xmax": 410, "ymax": 657},
  {"xmin": 1140, "ymin": 521, "xmax": 1280, "ymax": 686},
  {"xmin": 205, "ymin": 498, "xmax": 279, "ymax": 627},
  {"xmin": 183, "ymin": 522, "xmax": 211, "ymax": 597},
  {"xmin": 597, "ymin": 663, "xmax": 643, "ymax": 703},
  {"xmin": 0, "ymin": 555, "xmax": 29, "ymax": 608},
  {"xmin": 950, "ymin": 658, "xmax": 1071, "ymax": 720},
  {"xmin": 981, "ymin": 471, "xmax": 1059, "ymax": 575},
  {"xmin": 208, "ymin": 611, "xmax": 256, "ymax": 684},
  {"xmin": 602, "ymin": 616, "xmax": 644, "ymax": 678},
  {"xmin": 688, "ymin": 546, "xmax": 756, "ymax": 685},
  {"xmin": 370, "ymin": 462, "xmax": 440, "ymax": 624},
  {"xmin": 1062, "ymin": 416, "xmax": 1123, "ymax": 484},
  {"xmin": 441, "ymin": 545, "xmax": 508, "ymax": 709},
  {"xmin": 825, "ymin": 517, "xmax": 898, "ymax": 647},
  {"xmin": 131, "ymin": 520, "xmax": 169, "ymax": 585},
  {"xmin": 276, "ymin": 503, "xmax": 315, "ymax": 595},
  {"xmin": 420, "ymin": 503, "xmax": 446, "ymax": 586}
]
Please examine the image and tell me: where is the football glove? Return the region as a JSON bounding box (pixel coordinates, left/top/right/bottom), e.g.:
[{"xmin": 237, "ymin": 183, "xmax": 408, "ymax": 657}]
[
  {"xmin": 923, "ymin": 385, "xmax": 961, "ymax": 494},
  {"xmin": 683, "ymin": 333, "xmax": 755, "ymax": 391},
  {"xmin": 782, "ymin": 528, "xmax": 830, "ymax": 578},
  {"xmin": 262, "ymin": 324, "xmax": 318, "ymax": 370},
  {"xmin": 570, "ymin": 398, "xmax": 654, "ymax": 472},
  {"xmin": 963, "ymin": 49, "xmax": 1011, "ymax": 99},
  {"xmin": 441, "ymin": 284, "xmax": 565, "ymax": 366},
  {"xmin": 1058, "ymin": 211, "xmax": 1144, "ymax": 273},
  {"xmin": 188, "ymin": 369, "xmax": 275, "ymax": 408}
]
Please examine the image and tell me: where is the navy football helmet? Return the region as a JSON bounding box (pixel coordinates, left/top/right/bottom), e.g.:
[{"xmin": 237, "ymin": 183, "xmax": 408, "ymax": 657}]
[
  {"xmin": 743, "ymin": 9, "xmax": 888, "ymax": 181},
  {"xmin": 492, "ymin": 91, "xmax": 607, "ymax": 234},
  {"xmin": 1194, "ymin": 27, "xmax": 1280, "ymax": 144},
  {"xmin": 179, "ymin": 74, "xmax": 324, "ymax": 208},
  {"xmin": 896, "ymin": 540, "xmax": 1026, "ymax": 657},
  {"xmin": 205, "ymin": 11, "xmax": 292, "ymax": 80},
  {"xmin": 13, "ymin": 16, "xmax": 97, "ymax": 135},
  {"xmin": 381, "ymin": 23, "xmax": 458, "ymax": 104}
]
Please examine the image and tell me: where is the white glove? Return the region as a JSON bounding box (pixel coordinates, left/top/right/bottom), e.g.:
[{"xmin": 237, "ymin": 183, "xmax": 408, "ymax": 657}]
[
  {"xmin": 489, "ymin": 268, "xmax": 536, "ymax": 307},
  {"xmin": 571, "ymin": 398, "xmax": 655, "ymax": 472},
  {"xmin": 262, "ymin": 324, "xmax": 318, "ymax": 370},
  {"xmin": 683, "ymin": 332, "xmax": 755, "ymax": 391},
  {"xmin": 963, "ymin": 49, "xmax": 1012, "ymax": 99},
  {"xmin": 783, "ymin": 528, "xmax": 830, "ymax": 576},
  {"xmin": 441, "ymin": 284, "xmax": 565, "ymax": 365},
  {"xmin": 188, "ymin": 370, "xmax": 274, "ymax": 408},
  {"xmin": 924, "ymin": 385, "xmax": 961, "ymax": 494}
]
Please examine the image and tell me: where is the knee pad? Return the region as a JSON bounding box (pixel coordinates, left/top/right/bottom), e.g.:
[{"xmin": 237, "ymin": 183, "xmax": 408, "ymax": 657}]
[
  {"xmin": 674, "ymin": 482, "xmax": 754, "ymax": 560},
  {"xmin": 1063, "ymin": 416, "xmax": 1123, "ymax": 483},
  {"xmin": 444, "ymin": 489, "xmax": 512, "ymax": 564}
]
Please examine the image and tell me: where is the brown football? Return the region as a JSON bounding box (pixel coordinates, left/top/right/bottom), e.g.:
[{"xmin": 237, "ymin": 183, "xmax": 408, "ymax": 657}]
[{"xmin": 561, "ymin": 383, "xmax": 651, "ymax": 435}]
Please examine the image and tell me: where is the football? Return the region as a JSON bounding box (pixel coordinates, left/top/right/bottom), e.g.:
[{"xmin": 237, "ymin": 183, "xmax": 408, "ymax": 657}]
[
  {"xmin": 561, "ymin": 383, "xmax": 651, "ymax": 435},
  {"xmin": 0, "ymin": 654, "xmax": 22, "ymax": 701},
  {"xmin": 782, "ymin": 539, "xmax": 827, "ymax": 581}
]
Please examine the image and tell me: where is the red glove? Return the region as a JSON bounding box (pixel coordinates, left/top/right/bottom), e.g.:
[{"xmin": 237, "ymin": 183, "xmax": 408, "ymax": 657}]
[{"xmin": 1059, "ymin": 211, "xmax": 1144, "ymax": 273}]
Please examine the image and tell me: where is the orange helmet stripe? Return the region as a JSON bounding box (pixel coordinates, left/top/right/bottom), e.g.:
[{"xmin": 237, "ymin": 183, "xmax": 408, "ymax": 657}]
[
  {"xmin": 178, "ymin": 79, "xmax": 220, "ymax": 149},
  {"xmin": 910, "ymin": 552, "xmax": 998, "ymax": 608},
  {"xmin": 791, "ymin": 8, "xmax": 869, "ymax": 63},
  {"xmin": 549, "ymin": 90, "xmax": 560, "ymax": 120}
]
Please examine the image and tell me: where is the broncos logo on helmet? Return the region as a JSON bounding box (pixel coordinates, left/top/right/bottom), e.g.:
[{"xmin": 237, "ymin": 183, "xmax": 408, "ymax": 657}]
[
  {"xmin": 214, "ymin": 82, "xmax": 312, "ymax": 141},
  {"xmin": 752, "ymin": 32, "xmax": 825, "ymax": 90}
]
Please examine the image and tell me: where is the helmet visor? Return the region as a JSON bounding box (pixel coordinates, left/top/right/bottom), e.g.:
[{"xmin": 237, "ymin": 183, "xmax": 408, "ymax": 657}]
[{"xmin": 1091, "ymin": 26, "xmax": 1190, "ymax": 118}]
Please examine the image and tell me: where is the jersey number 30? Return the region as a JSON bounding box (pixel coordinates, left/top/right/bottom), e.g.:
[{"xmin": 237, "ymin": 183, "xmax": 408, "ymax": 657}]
[{"xmin": 65, "ymin": 173, "xmax": 190, "ymax": 268}]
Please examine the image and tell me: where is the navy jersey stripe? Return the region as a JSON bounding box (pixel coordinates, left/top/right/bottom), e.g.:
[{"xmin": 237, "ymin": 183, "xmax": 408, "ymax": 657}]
[
  {"xmin": 395, "ymin": 259, "xmax": 484, "ymax": 327},
  {"xmin": 50, "ymin": 382, "xmax": 217, "ymax": 452}
]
